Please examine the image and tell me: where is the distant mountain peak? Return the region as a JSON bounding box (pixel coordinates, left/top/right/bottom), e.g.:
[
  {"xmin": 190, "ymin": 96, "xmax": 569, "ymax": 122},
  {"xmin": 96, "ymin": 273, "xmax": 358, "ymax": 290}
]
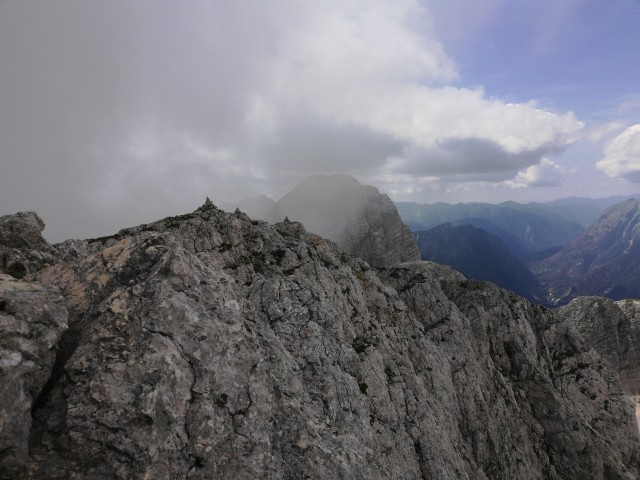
[
  {"xmin": 265, "ymin": 175, "xmax": 420, "ymax": 267},
  {"xmin": 534, "ymin": 198, "xmax": 640, "ymax": 305}
]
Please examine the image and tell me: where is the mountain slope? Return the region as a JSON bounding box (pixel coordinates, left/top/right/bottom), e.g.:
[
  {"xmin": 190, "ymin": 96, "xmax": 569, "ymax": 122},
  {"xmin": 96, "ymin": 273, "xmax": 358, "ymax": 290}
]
[
  {"xmin": 534, "ymin": 199, "xmax": 640, "ymax": 304},
  {"xmin": 266, "ymin": 174, "xmax": 420, "ymax": 267},
  {"xmin": 1, "ymin": 206, "xmax": 639, "ymax": 478},
  {"xmin": 415, "ymin": 223, "xmax": 546, "ymax": 303}
]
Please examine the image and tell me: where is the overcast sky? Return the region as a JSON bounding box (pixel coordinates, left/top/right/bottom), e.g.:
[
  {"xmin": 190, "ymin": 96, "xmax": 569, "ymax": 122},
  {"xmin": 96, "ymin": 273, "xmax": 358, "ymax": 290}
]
[{"xmin": 1, "ymin": 0, "xmax": 640, "ymax": 242}]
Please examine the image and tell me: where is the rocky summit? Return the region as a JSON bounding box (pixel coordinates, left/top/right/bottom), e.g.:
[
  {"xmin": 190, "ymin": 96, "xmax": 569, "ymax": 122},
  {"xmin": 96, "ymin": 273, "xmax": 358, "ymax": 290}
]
[{"xmin": 1, "ymin": 203, "xmax": 639, "ymax": 479}]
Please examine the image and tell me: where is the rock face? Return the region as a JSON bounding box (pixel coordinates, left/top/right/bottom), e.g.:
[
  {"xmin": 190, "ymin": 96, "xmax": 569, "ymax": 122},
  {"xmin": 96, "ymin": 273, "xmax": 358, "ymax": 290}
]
[
  {"xmin": 0, "ymin": 205, "xmax": 639, "ymax": 479},
  {"xmin": 559, "ymin": 296, "xmax": 640, "ymax": 430},
  {"xmin": 265, "ymin": 174, "xmax": 420, "ymax": 267},
  {"xmin": 0, "ymin": 212, "xmax": 58, "ymax": 278},
  {"xmin": 534, "ymin": 199, "xmax": 640, "ymax": 305},
  {"xmin": 0, "ymin": 274, "xmax": 68, "ymax": 478},
  {"xmin": 559, "ymin": 297, "xmax": 640, "ymax": 396},
  {"xmin": 414, "ymin": 222, "xmax": 545, "ymax": 304}
]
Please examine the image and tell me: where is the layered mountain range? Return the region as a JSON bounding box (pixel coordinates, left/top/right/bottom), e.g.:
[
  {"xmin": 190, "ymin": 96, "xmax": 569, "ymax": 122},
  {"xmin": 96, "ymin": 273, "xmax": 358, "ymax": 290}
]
[
  {"xmin": 396, "ymin": 200, "xmax": 585, "ymax": 255},
  {"xmin": 397, "ymin": 196, "xmax": 640, "ymax": 306},
  {"xmin": 2, "ymin": 196, "xmax": 639, "ymax": 478}
]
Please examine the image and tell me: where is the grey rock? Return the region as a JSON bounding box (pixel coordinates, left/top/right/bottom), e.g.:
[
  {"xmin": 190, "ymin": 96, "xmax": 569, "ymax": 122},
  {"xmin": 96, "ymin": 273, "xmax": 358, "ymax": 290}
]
[
  {"xmin": 380, "ymin": 263, "xmax": 640, "ymax": 479},
  {"xmin": 0, "ymin": 211, "xmax": 57, "ymax": 278},
  {"xmin": 0, "ymin": 203, "xmax": 638, "ymax": 478},
  {"xmin": 265, "ymin": 174, "xmax": 420, "ymax": 267},
  {"xmin": 559, "ymin": 297, "xmax": 640, "ymax": 397},
  {"xmin": 0, "ymin": 274, "xmax": 68, "ymax": 478}
]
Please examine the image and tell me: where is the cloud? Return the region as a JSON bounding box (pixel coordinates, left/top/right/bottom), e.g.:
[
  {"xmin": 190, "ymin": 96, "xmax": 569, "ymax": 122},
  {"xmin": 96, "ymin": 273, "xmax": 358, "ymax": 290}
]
[
  {"xmin": 0, "ymin": 0, "xmax": 584, "ymax": 241},
  {"xmin": 587, "ymin": 121, "xmax": 627, "ymax": 143},
  {"xmin": 397, "ymin": 137, "xmax": 565, "ymax": 178},
  {"xmin": 504, "ymin": 159, "xmax": 566, "ymax": 188},
  {"xmin": 596, "ymin": 124, "xmax": 640, "ymax": 182}
]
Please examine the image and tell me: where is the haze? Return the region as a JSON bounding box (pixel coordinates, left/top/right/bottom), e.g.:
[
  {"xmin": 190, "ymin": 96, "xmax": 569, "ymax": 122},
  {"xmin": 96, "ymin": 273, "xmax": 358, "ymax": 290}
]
[{"xmin": 1, "ymin": 0, "xmax": 639, "ymax": 242}]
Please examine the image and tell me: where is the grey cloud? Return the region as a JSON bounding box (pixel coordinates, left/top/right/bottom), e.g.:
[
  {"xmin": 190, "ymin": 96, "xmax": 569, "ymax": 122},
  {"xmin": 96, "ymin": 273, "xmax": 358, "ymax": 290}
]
[
  {"xmin": 0, "ymin": 2, "xmax": 280, "ymax": 242},
  {"xmin": 0, "ymin": 1, "xmax": 584, "ymax": 242},
  {"xmin": 617, "ymin": 171, "xmax": 640, "ymax": 183},
  {"xmin": 400, "ymin": 137, "xmax": 566, "ymax": 177},
  {"xmin": 263, "ymin": 115, "xmax": 404, "ymax": 173}
]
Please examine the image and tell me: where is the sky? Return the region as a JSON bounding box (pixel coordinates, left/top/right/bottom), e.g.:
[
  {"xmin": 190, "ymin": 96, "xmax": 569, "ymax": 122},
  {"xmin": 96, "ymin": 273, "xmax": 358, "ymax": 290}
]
[{"xmin": 1, "ymin": 0, "xmax": 640, "ymax": 242}]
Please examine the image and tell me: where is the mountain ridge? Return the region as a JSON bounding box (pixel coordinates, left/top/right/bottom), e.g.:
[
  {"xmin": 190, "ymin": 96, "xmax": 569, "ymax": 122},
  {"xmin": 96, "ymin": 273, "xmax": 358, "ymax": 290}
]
[{"xmin": 1, "ymin": 204, "xmax": 639, "ymax": 478}]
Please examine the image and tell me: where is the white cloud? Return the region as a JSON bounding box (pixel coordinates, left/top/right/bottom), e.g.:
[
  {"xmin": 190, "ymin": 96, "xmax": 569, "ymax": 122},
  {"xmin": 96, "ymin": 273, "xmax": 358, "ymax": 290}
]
[
  {"xmin": 504, "ymin": 158, "xmax": 565, "ymax": 188},
  {"xmin": 255, "ymin": 1, "xmax": 584, "ymax": 171},
  {"xmin": 587, "ymin": 121, "xmax": 627, "ymax": 143},
  {"xmin": 596, "ymin": 124, "xmax": 640, "ymax": 182}
]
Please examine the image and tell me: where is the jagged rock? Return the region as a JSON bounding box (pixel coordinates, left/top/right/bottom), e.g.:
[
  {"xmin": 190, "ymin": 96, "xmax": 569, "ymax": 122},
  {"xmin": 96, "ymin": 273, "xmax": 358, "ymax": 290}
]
[
  {"xmin": 0, "ymin": 274, "xmax": 68, "ymax": 478},
  {"xmin": 559, "ymin": 296, "xmax": 640, "ymax": 431},
  {"xmin": 1, "ymin": 206, "xmax": 639, "ymax": 478},
  {"xmin": 0, "ymin": 212, "xmax": 58, "ymax": 278},
  {"xmin": 0, "ymin": 212, "xmax": 49, "ymax": 250},
  {"xmin": 265, "ymin": 174, "xmax": 420, "ymax": 267},
  {"xmin": 559, "ymin": 297, "xmax": 640, "ymax": 397},
  {"xmin": 380, "ymin": 263, "xmax": 640, "ymax": 479}
]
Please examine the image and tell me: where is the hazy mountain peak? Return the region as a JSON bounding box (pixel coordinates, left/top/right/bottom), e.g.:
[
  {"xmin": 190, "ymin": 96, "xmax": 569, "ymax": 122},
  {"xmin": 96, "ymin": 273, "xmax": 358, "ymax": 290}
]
[{"xmin": 265, "ymin": 175, "xmax": 420, "ymax": 267}]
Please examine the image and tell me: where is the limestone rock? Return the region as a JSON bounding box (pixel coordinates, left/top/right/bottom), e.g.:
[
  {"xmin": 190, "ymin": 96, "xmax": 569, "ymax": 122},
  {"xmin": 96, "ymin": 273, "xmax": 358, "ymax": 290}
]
[
  {"xmin": 559, "ymin": 297, "xmax": 640, "ymax": 396},
  {"xmin": 0, "ymin": 212, "xmax": 57, "ymax": 278},
  {"xmin": 380, "ymin": 262, "xmax": 640, "ymax": 479},
  {"xmin": 0, "ymin": 274, "xmax": 68, "ymax": 478},
  {"xmin": 0, "ymin": 205, "xmax": 638, "ymax": 478}
]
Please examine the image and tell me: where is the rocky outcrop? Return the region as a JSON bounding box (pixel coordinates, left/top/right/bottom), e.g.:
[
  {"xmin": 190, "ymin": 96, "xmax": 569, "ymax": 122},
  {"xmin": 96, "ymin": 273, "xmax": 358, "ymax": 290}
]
[
  {"xmin": 380, "ymin": 263, "xmax": 639, "ymax": 479},
  {"xmin": 559, "ymin": 296, "xmax": 640, "ymax": 431},
  {"xmin": 0, "ymin": 205, "xmax": 638, "ymax": 478},
  {"xmin": 265, "ymin": 174, "xmax": 420, "ymax": 267},
  {"xmin": 0, "ymin": 212, "xmax": 58, "ymax": 278},
  {"xmin": 0, "ymin": 274, "xmax": 68, "ymax": 478},
  {"xmin": 559, "ymin": 297, "xmax": 640, "ymax": 397},
  {"xmin": 534, "ymin": 199, "xmax": 640, "ymax": 305}
]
